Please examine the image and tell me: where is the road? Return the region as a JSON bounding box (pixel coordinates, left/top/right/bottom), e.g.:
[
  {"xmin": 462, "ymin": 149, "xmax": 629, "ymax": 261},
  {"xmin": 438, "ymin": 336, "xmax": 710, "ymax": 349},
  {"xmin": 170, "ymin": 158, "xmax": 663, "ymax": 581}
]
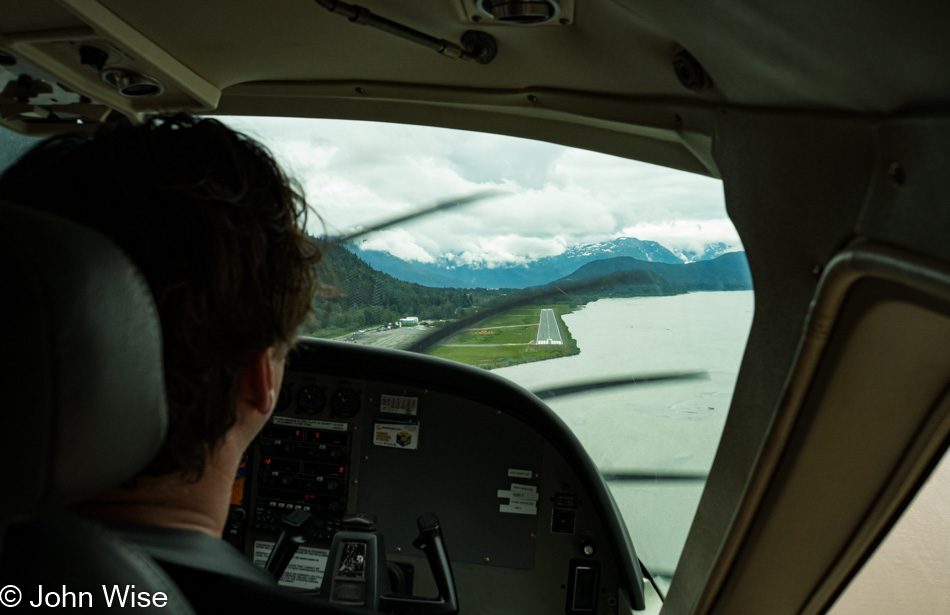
[
  {"xmin": 338, "ymin": 326, "xmax": 429, "ymax": 350},
  {"xmin": 535, "ymin": 309, "xmax": 564, "ymax": 345}
]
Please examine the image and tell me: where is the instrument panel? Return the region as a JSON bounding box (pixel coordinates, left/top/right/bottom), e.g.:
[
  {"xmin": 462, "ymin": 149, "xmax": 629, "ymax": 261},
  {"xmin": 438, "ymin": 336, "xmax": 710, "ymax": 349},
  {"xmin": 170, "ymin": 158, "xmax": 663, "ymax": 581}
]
[{"xmin": 227, "ymin": 338, "xmax": 644, "ymax": 614}]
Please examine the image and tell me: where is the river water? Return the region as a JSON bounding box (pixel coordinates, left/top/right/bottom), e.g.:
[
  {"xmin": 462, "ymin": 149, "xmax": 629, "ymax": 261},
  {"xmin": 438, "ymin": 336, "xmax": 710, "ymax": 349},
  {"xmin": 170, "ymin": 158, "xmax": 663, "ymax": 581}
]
[{"xmin": 494, "ymin": 291, "xmax": 755, "ymax": 576}]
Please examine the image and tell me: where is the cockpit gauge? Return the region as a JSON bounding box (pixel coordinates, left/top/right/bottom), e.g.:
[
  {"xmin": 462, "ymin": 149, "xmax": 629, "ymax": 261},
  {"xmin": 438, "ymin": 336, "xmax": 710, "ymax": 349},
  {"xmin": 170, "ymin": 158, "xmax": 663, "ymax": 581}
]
[
  {"xmin": 275, "ymin": 384, "xmax": 292, "ymax": 412},
  {"xmin": 329, "ymin": 388, "xmax": 361, "ymax": 419},
  {"xmin": 296, "ymin": 384, "xmax": 326, "ymax": 415}
]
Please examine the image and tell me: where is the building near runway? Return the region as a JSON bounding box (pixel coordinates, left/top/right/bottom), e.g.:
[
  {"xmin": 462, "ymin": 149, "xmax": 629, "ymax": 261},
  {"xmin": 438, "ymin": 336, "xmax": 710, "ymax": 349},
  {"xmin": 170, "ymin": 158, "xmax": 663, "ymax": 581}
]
[{"xmin": 399, "ymin": 316, "xmax": 420, "ymax": 327}]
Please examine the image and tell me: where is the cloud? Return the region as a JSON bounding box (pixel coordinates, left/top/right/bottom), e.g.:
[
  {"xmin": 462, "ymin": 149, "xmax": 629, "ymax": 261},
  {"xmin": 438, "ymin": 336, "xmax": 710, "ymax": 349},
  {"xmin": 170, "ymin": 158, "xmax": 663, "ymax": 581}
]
[
  {"xmin": 219, "ymin": 116, "xmax": 739, "ymax": 263},
  {"xmin": 454, "ymin": 235, "xmax": 568, "ymax": 268},
  {"xmin": 357, "ymin": 229, "xmax": 438, "ymax": 263},
  {"xmin": 621, "ymin": 220, "xmax": 743, "ymax": 254}
]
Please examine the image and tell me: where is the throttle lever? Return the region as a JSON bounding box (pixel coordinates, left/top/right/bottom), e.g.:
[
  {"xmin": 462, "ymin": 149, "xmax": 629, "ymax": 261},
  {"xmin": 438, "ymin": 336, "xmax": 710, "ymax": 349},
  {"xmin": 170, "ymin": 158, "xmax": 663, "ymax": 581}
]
[{"xmin": 264, "ymin": 509, "xmax": 316, "ymax": 580}]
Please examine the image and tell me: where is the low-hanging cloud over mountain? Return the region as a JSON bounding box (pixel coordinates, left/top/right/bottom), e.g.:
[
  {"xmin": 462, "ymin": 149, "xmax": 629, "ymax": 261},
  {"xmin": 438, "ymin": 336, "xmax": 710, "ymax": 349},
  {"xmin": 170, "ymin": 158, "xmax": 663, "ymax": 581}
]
[{"xmin": 221, "ymin": 116, "xmax": 742, "ymax": 264}]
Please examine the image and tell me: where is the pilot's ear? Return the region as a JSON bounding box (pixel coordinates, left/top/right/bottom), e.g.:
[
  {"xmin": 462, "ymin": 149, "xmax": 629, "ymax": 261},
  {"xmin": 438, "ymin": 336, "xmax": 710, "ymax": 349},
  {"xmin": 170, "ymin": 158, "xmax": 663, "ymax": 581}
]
[{"xmin": 238, "ymin": 347, "xmax": 279, "ymax": 416}]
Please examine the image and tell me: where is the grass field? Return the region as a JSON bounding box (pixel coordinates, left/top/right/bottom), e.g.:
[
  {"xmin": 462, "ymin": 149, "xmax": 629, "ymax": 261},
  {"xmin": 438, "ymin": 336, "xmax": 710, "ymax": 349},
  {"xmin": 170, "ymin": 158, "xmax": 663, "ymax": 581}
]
[
  {"xmin": 450, "ymin": 324, "xmax": 537, "ymax": 345},
  {"xmin": 430, "ymin": 304, "xmax": 580, "ymax": 369},
  {"xmin": 469, "ymin": 308, "xmax": 543, "ymax": 327}
]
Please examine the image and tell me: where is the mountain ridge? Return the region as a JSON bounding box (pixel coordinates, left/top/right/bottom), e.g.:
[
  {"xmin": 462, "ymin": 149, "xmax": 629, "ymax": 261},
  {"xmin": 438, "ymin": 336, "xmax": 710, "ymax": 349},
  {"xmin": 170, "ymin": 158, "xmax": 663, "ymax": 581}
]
[
  {"xmin": 350, "ymin": 237, "xmax": 738, "ymax": 288},
  {"xmin": 548, "ymin": 251, "xmax": 753, "ymax": 292}
]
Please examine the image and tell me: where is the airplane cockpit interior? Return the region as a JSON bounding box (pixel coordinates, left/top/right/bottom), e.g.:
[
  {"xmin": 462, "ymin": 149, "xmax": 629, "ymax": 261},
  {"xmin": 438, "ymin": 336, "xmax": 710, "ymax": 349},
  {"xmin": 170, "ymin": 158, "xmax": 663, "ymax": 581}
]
[{"xmin": 2, "ymin": 1, "xmax": 950, "ymax": 614}]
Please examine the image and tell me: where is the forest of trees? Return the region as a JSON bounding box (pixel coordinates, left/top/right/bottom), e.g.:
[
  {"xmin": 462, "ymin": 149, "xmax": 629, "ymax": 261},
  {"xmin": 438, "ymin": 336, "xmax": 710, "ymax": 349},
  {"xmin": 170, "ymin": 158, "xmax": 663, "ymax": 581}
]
[
  {"xmin": 309, "ymin": 241, "xmax": 751, "ymax": 337},
  {"xmin": 310, "ymin": 243, "xmax": 497, "ymax": 335}
]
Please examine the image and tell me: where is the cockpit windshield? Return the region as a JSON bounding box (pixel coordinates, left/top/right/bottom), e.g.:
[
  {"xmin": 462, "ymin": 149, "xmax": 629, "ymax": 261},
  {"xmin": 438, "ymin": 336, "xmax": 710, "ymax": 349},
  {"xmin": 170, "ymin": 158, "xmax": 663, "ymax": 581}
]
[{"xmin": 225, "ymin": 116, "xmax": 753, "ymax": 590}]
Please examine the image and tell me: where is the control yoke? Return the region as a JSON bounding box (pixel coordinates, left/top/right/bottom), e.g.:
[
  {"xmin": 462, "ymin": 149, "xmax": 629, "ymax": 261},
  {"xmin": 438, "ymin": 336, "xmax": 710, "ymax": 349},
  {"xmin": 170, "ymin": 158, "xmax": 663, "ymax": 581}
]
[
  {"xmin": 267, "ymin": 511, "xmax": 458, "ymax": 615},
  {"xmin": 379, "ymin": 514, "xmax": 458, "ymax": 615}
]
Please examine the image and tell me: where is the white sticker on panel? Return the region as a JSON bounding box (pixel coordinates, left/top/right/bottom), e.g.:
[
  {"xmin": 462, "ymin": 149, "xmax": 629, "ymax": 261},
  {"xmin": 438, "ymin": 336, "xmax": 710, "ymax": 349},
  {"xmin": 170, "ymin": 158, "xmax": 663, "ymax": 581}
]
[
  {"xmin": 510, "ymin": 483, "xmax": 539, "ymax": 497},
  {"xmin": 380, "ymin": 394, "xmax": 419, "ymax": 416},
  {"xmin": 499, "ymin": 502, "xmax": 538, "ymax": 515},
  {"xmin": 253, "ymin": 541, "xmax": 329, "ymax": 590},
  {"xmin": 273, "ymin": 416, "xmax": 348, "ymax": 432},
  {"xmin": 498, "ymin": 483, "xmax": 540, "ymax": 516},
  {"xmin": 497, "ymin": 489, "xmax": 539, "ymax": 502}
]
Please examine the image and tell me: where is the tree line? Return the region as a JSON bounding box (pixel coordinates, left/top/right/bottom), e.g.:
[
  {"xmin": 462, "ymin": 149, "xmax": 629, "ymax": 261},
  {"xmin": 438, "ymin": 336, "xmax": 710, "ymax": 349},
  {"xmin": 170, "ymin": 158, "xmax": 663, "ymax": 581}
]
[
  {"xmin": 307, "ymin": 241, "xmax": 744, "ymax": 337},
  {"xmin": 309, "ymin": 243, "xmax": 495, "ymax": 335}
]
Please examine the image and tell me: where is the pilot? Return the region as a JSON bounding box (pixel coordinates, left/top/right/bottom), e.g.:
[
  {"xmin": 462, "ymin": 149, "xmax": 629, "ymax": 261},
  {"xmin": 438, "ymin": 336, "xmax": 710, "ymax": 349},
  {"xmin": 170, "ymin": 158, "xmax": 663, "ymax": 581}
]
[{"xmin": 0, "ymin": 115, "xmax": 330, "ymax": 609}]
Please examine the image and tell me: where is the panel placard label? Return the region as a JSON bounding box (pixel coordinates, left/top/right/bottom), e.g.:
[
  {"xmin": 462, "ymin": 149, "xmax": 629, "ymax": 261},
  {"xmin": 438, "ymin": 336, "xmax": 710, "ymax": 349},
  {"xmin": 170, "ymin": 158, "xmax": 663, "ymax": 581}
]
[
  {"xmin": 380, "ymin": 394, "xmax": 418, "ymax": 416},
  {"xmin": 274, "ymin": 416, "xmax": 348, "ymax": 432},
  {"xmin": 373, "ymin": 419, "xmax": 419, "ymax": 449},
  {"xmin": 498, "ymin": 482, "xmax": 538, "ymax": 515},
  {"xmin": 254, "ymin": 541, "xmax": 328, "ymax": 589}
]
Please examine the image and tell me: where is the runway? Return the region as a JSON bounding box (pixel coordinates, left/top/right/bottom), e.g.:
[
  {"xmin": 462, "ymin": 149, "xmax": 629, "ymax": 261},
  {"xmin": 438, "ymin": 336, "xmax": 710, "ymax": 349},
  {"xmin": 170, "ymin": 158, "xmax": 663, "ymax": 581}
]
[{"xmin": 535, "ymin": 309, "xmax": 563, "ymax": 345}]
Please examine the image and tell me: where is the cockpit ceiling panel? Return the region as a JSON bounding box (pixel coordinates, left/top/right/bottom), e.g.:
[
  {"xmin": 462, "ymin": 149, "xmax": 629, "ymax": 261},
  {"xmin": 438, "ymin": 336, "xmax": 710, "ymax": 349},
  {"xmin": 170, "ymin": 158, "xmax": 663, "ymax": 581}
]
[{"xmin": 72, "ymin": 0, "xmax": 950, "ymax": 113}]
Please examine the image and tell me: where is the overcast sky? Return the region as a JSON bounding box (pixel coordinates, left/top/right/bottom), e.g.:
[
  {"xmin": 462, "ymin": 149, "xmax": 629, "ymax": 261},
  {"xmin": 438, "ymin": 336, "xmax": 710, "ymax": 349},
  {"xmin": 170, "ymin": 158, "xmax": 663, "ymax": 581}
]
[{"xmin": 220, "ymin": 116, "xmax": 739, "ymax": 267}]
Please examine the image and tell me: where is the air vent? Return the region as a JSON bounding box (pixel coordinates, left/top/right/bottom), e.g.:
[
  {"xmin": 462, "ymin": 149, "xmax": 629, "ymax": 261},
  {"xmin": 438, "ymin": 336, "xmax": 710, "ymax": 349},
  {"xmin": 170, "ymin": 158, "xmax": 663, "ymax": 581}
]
[
  {"xmin": 476, "ymin": 0, "xmax": 561, "ymax": 25},
  {"xmin": 101, "ymin": 68, "xmax": 164, "ymax": 98}
]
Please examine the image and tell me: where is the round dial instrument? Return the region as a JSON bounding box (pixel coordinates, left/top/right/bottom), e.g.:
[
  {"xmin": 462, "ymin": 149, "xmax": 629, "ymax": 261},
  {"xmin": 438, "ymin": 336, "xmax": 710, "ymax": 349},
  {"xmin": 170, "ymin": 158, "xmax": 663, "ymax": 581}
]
[
  {"xmin": 274, "ymin": 384, "xmax": 292, "ymax": 412},
  {"xmin": 296, "ymin": 385, "xmax": 326, "ymax": 415},
  {"xmin": 329, "ymin": 387, "xmax": 361, "ymax": 419}
]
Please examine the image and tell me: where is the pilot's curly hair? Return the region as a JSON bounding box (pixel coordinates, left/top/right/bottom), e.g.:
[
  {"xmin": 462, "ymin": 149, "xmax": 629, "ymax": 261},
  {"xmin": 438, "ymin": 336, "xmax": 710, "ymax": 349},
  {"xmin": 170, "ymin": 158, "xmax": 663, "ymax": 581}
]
[{"xmin": 0, "ymin": 115, "xmax": 322, "ymax": 479}]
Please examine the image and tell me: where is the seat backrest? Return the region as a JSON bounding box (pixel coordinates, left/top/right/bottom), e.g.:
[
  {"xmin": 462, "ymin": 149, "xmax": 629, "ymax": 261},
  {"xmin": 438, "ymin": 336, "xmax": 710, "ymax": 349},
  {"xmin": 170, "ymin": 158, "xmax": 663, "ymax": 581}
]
[
  {"xmin": 0, "ymin": 200, "xmax": 167, "ymax": 525},
  {"xmin": 0, "ymin": 200, "xmax": 193, "ymax": 613}
]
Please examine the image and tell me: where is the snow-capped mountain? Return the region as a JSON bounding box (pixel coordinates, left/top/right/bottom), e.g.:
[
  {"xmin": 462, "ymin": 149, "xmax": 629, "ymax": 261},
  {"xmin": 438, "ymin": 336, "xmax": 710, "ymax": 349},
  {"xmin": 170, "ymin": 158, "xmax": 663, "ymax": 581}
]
[
  {"xmin": 349, "ymin": 237, "xmax": 740, "ymax": 288},
  {"xmin": 555, "ymin": 237, "xmax": 683, "ymax": 264},
  {"xmin": 670, "ymin": 242, "xmax": 736, "ymax": 263}
]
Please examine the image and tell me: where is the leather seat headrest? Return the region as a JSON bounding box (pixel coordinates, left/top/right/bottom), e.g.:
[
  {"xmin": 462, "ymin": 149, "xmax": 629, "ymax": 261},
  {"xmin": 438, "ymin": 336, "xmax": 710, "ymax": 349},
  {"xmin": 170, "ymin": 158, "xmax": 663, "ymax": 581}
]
[{"xmin": 0, "ymin": 200, "xmax": 167, "ymax": 525}]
